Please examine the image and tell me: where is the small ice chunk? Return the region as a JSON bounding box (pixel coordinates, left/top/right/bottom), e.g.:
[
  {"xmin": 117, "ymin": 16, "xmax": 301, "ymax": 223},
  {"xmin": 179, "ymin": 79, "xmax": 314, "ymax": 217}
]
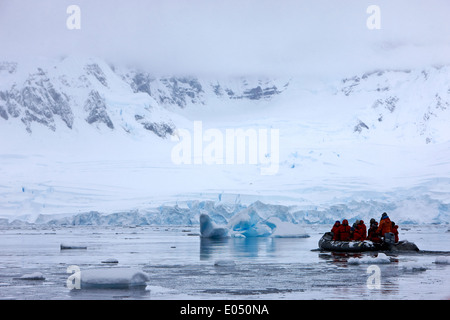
[
  {"xmin": 60, "ymin": 244, "xmax": 87, "ymax": 250},
  {"xmin": 348, "ymin": 257, "xmax": 360, "ymax": 265},
  {"xmin": 101, "ymin": 258, "xmax": 119, "ymax": 264},
  {"xmin": 348, "ymin": 253, "xmax": 391, "ymax": 265},
  {"xmin": 16, "ymin": 272, "xmax": 45, "ymax": 280},
  {"xmin": 78, "ymin": 268, "xmax": 149, "ymax": 289},
  {"xmin": 402, "ymin": 262, "xmax": 427, "ymax": 271},
  {"xmin": 372, "ymin": 253, "xmax": 391, "ymax": 263},
  {"xmin": 214, "ymin": 260, "xmax": 236, "ymax": 267},
  {"xmin": 434, "ymin": 256, "xmax": 450, "ymax": 265},
  {"xmin": 145, "ymin": 285, "xmax": 176, "ymax": 295}
]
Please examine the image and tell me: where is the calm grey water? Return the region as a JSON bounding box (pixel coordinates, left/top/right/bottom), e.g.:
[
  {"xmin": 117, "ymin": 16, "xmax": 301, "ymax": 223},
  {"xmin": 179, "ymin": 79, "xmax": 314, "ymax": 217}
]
[{"xmin": 0, "ymin": 224, "xmax": 449, "ymax": 300}]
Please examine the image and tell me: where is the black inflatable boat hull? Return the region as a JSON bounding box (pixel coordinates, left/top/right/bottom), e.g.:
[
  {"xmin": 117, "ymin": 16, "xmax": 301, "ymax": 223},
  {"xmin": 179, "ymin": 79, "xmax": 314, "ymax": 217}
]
[
  {"xmin": 318, "ymin": 232, "xmax": 419, "ymax": 252},
  {"xmin": 318, "ymin": 232, "xmax": 383, "ymax": 252}
]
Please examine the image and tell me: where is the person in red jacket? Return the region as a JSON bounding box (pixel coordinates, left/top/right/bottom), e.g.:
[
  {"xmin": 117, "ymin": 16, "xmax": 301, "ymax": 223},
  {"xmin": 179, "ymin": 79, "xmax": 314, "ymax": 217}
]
[
  {"xmin": 368, "ymin": 218, "xmax": 382, "ymax": 243},
  {"xmin": 352, "ymin": 220, "xmax": 367, "ymax": 241},
  {"xmin": 391, "ymin": 221, "xmax": 399, "ymax": 243},
  {"xmin": 331, "ymin": 221, "xmax": 340, "ymax": 240},
  {"xmin": 335, "ymin": 219, "xmax": 351, "ymax": 241},
  {"xmin": 359, "ymin": 220, "xmax": 367, "ymax": 240}
]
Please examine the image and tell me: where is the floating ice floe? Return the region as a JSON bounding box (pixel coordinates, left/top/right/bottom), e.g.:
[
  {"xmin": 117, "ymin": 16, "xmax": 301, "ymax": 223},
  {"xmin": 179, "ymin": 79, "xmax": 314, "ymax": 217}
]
[
  {"xmin": 348, "ymin": 253, "xmax": 391, "ymax": 265},
  {"xmin": 214, "ymin": 260, "xmax": 236, "ymax": 267},
  {"xmin": 15, "ymin": 272, "xmax": 45, "ymax": 280},
  {"xmin": 60, "ymin": 244, "xmax": 87, "ymax": 250},
  {"xmin": 434, "ymin": 256, "xmax": 450, "ymax": 265},
  {"xmin": 74, "ymin": 268, "xmax": 149, "ymax": 289},
  {"xmin": 101, "ymin": 258, "xmax": 119, "ymax": 264},
  {"xmin": 401, "ymin": 262, "xmax": 427, "ymax": 271}
]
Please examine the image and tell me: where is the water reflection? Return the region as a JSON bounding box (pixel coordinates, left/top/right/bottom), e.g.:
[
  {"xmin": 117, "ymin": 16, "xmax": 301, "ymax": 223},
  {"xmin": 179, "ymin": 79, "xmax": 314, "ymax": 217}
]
[
  {"xmin": 199, "ymin": 237, "xmax": 277, "ymax": 261},
  {"xmin": 316, "ymin": 252, "xmax": 402, "ymax": 298},
  {"xmin": 68, "ymin": 286, "xmax": 150, "ymax": 300},
  {"xmin": 232, "ymin": 237, "xmax": 275, "ymax": 258},
  {"xmin": 199, "ymin": 237, "xmax": 230, "ymax": 260}
]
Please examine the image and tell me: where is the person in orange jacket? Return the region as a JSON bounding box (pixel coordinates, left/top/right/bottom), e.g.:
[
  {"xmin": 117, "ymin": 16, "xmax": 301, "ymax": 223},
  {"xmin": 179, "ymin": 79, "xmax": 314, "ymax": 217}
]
[
  {"xmin": 377, "ymin": 212, "xmax": 392, "ymax": 239},
  {"xmin": 391, "ymin": 221, "xmax": 399, "ymax": 243},
  {"xmin": 335, "ymin": 219, "xmax": 351, "ymax": 241},
  {"xmin": 331, "ymin": 221, "xmax": 340, "ymax": 240}
]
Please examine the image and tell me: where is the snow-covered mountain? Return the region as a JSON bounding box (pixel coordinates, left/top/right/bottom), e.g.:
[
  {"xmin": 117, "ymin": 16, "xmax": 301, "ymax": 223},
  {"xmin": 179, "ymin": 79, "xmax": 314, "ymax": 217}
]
[
  {"xmin": 1, "ymin": 56, "xmax": 450, "ymax": 225},
  {"xmin": 338, "ymin": 67, "xmax": 450, "ymax": 145},
  {"xmin": 0, "ymin": 56, "xmax": 288, "ymax": 137},
  {"xmin": 1, "ymin": 57, "xmax": 449, "ymax": 145}
]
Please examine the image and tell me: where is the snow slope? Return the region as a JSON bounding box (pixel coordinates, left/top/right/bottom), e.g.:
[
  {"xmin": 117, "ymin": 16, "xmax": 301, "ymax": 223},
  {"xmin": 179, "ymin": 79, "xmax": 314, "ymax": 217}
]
[{"xmin": 1, "ymin": 56, "xmax": 449, "ymax": 225}]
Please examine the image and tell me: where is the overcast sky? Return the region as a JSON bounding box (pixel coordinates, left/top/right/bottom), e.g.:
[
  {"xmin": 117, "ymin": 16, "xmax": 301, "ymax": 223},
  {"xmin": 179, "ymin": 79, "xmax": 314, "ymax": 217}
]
[{"xmin": 1, "ymin": 0, "xmax": 449, "ymax": 77}]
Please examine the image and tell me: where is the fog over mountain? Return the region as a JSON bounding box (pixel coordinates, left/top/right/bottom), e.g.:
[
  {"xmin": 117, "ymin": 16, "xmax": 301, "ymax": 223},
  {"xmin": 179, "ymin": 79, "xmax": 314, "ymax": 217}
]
[{"xmin": 1, "ymin": 0, "xmax": 450, "ymax": 78}]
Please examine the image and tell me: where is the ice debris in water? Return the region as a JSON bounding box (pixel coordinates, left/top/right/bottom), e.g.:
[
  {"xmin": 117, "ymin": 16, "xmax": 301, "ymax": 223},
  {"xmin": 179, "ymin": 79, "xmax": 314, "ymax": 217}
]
[
  {"xmin": 434, "ymin": 256, "xmax": 450, "ymax": 264},
  {"xmin": 214, "ymin": 260, "xmax": 236, "ymax": 267},
  {"xmin": 348, "ymin": 253, "xmax": 391, "ymax": 265},
  {"xmin": 101, "ymin": 258, "xmax": 119, "ymax": 264},
  {"xmin": 401, "ymin": 262, "xmax": 427, "ymax": 272},
  {"xmin": 60, "ymin": 243, "xmax": 87, "ymax": 250},
  {"xmin": 16, "ymin": 272, "xmax": 45, "ymax": 280},
  {"xmin": 75, "ymin": 268, "xmax": 149, "ymax": 289}
]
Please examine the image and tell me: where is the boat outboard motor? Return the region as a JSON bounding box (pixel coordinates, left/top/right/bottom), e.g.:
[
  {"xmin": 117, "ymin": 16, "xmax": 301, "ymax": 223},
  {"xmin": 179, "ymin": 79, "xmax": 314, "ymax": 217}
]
[{"xmin": 384, "ymin": 232, "xmax": 395, "ymax": 245}]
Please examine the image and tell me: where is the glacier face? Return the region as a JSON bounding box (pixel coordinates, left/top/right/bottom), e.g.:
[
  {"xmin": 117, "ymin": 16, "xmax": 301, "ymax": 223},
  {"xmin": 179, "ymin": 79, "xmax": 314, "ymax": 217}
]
[{"xmin": 2, "ymin": 194, "xmax": 449, "ymax": 227}]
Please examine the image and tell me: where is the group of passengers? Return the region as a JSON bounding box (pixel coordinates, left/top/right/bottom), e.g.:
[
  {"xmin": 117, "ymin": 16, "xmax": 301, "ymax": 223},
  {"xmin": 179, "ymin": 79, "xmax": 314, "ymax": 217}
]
[{"xmin": 330, "ymin": 212, "xmax": 399, "ymax": 243}]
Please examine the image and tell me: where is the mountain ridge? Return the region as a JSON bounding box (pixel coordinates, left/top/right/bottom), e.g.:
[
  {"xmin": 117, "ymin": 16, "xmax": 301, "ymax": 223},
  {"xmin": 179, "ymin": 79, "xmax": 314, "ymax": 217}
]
[
  {"xmin": 1, "ymin": 57, "xmax": 449, "ymax": 146},
  {"xmin": 0, "ymin": 57, "xmax": 289, "ymax": 137}
]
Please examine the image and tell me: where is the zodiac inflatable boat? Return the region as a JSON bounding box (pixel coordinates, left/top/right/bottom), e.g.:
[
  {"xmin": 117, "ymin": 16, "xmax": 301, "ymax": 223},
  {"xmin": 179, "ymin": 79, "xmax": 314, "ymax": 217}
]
[{"xmin": 318, "ymin": 232, "xmax": 419, "ymax": 252}]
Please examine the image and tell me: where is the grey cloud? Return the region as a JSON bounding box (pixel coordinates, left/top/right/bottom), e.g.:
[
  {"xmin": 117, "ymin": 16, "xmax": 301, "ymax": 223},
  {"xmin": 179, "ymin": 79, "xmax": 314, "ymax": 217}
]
[{"xmin": 1, "ymin": 0, "xmax": 450, "ymax": 77}]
